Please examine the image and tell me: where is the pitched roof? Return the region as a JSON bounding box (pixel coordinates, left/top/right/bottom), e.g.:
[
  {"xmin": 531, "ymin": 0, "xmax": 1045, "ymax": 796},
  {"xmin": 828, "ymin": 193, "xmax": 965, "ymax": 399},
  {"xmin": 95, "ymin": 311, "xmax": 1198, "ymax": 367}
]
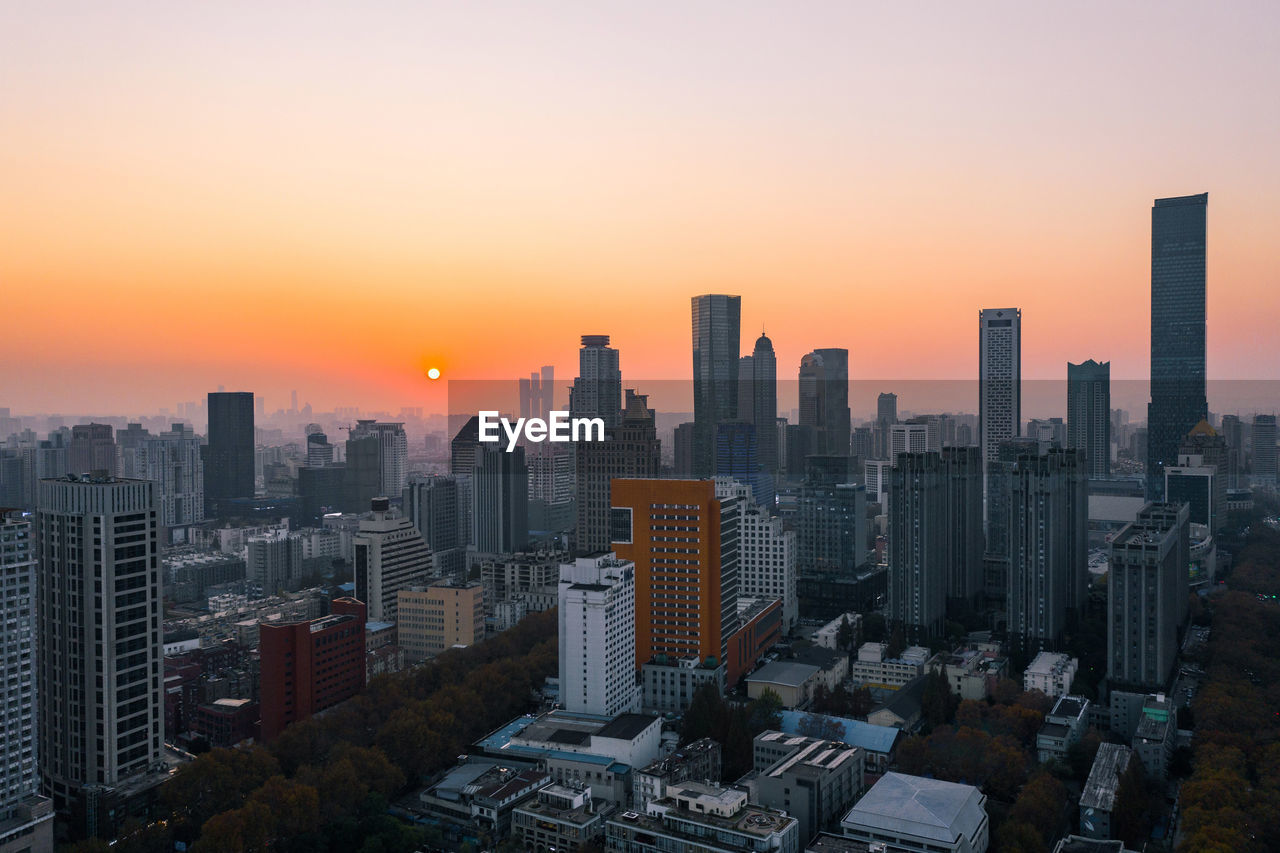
[{"xmin": 842, "ymin": 772, "xmax": 986, "ymax": 844}]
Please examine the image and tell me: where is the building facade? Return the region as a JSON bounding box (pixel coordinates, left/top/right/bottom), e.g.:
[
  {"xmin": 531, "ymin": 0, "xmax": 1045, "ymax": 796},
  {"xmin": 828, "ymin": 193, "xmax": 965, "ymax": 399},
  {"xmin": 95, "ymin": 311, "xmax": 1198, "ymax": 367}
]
[
  {"xmin": 559, "ymin": 554, "xmax": 640, "ymax": 717},
  {"xmin": 692, "ymin": 294, "xmax": 742, "ymax": 478},
  {"xmin": 1067, "ymin": 360, "xmax": 1111, "ymax": 480},
  {"xmin": 353, "ymin": 497, "xmax": 433, "ymax": 622},
  {"xmin": 1146, "ymin": 193, "xmax": 1209, "ymax": 499}
]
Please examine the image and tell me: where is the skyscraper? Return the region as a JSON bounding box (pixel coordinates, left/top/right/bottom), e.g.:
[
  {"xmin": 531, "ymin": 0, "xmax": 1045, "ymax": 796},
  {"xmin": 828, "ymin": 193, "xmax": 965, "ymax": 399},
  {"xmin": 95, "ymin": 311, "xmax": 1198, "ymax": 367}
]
[
  {"xmin": 941, "ymin": 446, "xmax": 985, "ymax": 612},
  {"xmin": 140, "ymin": 423, "xmax": 204, "ymax": 539},
  {"xmin": 68, "ymin": 423, "xmax": 117, "ymax": 477},
  {"xmin": 1005, "ymin": 448, "xmax": 1087, "ymax": 650},
  {"xmin": 570, "ymin": 335, "xmax": 623, "ymax": 427},
  {"xmin": 344, "ymin": 433, "xmax": 382, "ymax": 511},
  {"xmin": 246, "ymin": 530, "xmax": 302, "ymax": 597},
  {"xmin": 1252, "ymin": 414, "xmax": 1277, "ymax": 485},
  {"xmin": 691, "ymin": 294, "xmax": 741, "ymax": 477},
  {"xmin": 887, "ymin": 452, "xmax": 947, "ymax": 642},
  {"xmin": 1067, "ymin": 360, "xmax": 1111, "ymax": 479},
  {"xmin": 574, "ymin": 390, "xmax": 661, "ymax": 556},
  {"xmin": 203, "ymin": 391, "xmax": 255, "ymax": 516},
  {"xmin": 349, "ymin": 421, "xmax": 408, "ymax": 497},
  {"xmin": 354, "ymin": 497, "xmax": 433, "ymax": 622},
  {"xmin": 306, "ymin": 430, "xmax": 335, "ymax": 467},
  {"xmin": 796, "ymin": 480, "xmax": 866, "ymax": 575},
  {"xmin": 1107, "ymin": 503, "xmax": 1189, "ymax": 691},
  {"xmin": 37, "ymin": 476, "xmax": 163, "ymax": 831},
  {"xmin": 798, "ymin": 349, "xmax": 851, "ymax": 457},
  {"xmin": 875, "ymin": 393, "xmax": 898, "ymax": 460},
  {"xmin": 558, "ymin": 554, "xmax": 640, "ymax": 717},
  {"xmin": 520, "ymin": 366, "xmax": 556, "ymax": 422},
  {"xmin": 1146, "ymin": 193, "xmax": 1208, "ymax": 500},
  {"xmin": 716, "ymin": 479, "xmax": 797, "ymax": 631},
  {"xmin": 403, "ymin": 475, "xmax": 465, "ymax": 578},
  {"xmin": 0, "ymin": 509, "xmax": 54, "ymax": 852},
  {"xmin": 750, "ymin": 336, "xmax": 778, "ymax": 475},
  {"xmin": 979, "ymin": 308, "xmax": 1021, "ymax": 515},
  {"xmin": 472, "ymin": 443, "xmax": 529, "ymax": 554},
  {"xmin": 715, "ymin": 421, "xmax": 772, "ymax": 507}
]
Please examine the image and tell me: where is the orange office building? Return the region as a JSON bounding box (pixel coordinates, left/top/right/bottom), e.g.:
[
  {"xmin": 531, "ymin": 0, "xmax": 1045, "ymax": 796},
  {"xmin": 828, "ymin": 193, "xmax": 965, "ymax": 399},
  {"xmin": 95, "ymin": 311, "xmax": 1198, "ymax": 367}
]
[{"xmin": 610, "ymin": 479, "xmax": 741, "ymax": 674}]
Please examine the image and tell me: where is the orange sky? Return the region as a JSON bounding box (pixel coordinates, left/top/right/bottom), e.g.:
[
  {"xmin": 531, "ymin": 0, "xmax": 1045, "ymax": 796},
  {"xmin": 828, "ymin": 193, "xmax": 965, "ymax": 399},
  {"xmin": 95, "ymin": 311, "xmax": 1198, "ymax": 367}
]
[{"xmin": 3, "ymin": 2, "xmax": 1278, "ymax": 414}]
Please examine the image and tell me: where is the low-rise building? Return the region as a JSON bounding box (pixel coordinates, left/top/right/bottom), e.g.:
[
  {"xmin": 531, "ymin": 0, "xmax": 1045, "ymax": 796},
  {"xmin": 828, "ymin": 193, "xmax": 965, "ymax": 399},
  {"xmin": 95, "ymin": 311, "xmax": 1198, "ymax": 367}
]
[
  {"xmin": 747, "ymin": 661, "xmax": 821, "ymax": 709},
  {"xmin": 1037, "ymin": 695, "xmax": 1090, "ymax": 764},
  {"xmin": 746, "ymin": 732, "xmax": 864, "ymax": 845},
  {"xmin": 866, "ymin": 675, "xmax": 929, "ymax": 731},
  {"xmin": 473, "ymin": 710, "xmax": 663, "ymax": 807},
  {"xmin": 1132, "ymin": 694, "xmax": 1175, "ymax": 781},
  {"xmin": 840, "ymin": 772, "xmax": 989, "ymax": 853},
  {"xmin": 419, "ymin": 760, "xmax": 551, "ymax": 838},
  {"xmin": 1024, "ymin": 651, "xmax": 1078, "ymax": 699},
  {"xmin": 513, "ymin": 782, "xmax": 613, "ymax": 851},
  {"xmin": 642, "ymin": 656, "xmax": 727, "ymax": 715},
  {"xmin": 848, "ymin": 643, "xmax": 931, "ymax": 690},
  {"xmin": 810, "ymin": 613, "xmax": 861, "ymax": 651},
  {"xmin": 804, "ymin": 832, "xmax": 878, "ymax": 853},
  {"xmin": 397, "ymin": 578, "xmax": 484, "ymax": 662},
  {"xmin": 1079, "ymin": 744, "xmax": 1132, "ymax": 841},
  {"xmin": 1052, "ymin": 837, "xmax": 1138, "ymax": 853},
  {"xmin": 934, "ymin": 647, "xmax": 1006, "ymax": 701},
  {"xmin": 608, "ymin": 781, "xmax": 800, "ymax": 853},
  {"xmin": 777, "ymin": 711, "xmax": 900, "ymax": 775},
  {"xmin": 633, "ymin": 738, "xmax": 722, "ymax": 813},
  {"xmin": 190, "ymin": 698, "xmax": 257, "ymax": 748}
]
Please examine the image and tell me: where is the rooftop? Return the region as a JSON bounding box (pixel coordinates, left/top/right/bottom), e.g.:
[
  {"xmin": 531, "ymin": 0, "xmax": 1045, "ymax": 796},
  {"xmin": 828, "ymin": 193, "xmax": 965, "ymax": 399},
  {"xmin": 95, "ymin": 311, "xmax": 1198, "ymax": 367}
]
[
  {"xmin": 1080, "ymin": 744, "xmax": 1131, "ymax": 812},
  {"xmin": 1050, "ymin": 695, "xmax": 1088, "ymax": 720},
  {"xmin": 778, "ymin": 710, "xmax": 900, "ymax": 754},
  {"xmin": 747, "ymin": 660, "xmax": 820, "ymax": 689},
  {"xmin": 805, "ymin": 832, "xmax": 876, "ymax": 853},
  {"xmin": 1053, "ymin": 836, "xmax": 1129, "ymax": 853},
  {"xmin": 843, "ymin": 773, "xmax": 986, "ymax": 845}
]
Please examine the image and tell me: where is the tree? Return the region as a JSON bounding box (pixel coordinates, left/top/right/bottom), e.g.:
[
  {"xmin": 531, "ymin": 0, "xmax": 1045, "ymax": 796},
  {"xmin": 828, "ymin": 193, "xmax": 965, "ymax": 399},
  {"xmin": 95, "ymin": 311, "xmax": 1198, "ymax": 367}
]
[
  {"xmin": 836, "ymin": 615, "xmax": 854, "ymax": 651},
  {"xmin": 748, "ymin": 688, "xmax": 783, "ymax": 732},
  {"xmin": 921, "ymin": 669, "xmax": 958, "ymax": 729}
]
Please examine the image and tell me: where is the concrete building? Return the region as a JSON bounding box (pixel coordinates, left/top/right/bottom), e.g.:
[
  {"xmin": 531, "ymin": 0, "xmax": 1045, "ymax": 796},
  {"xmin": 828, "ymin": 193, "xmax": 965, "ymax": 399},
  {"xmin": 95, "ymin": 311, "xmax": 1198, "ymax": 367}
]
[
  {"xmin": 353, "ymin": 497, "xmax": 432, "ymax": 622},
  {"xmin": 574, "ymin": 390, "xmax": 661, "ymax": 556},
  {"xmin": 632, "ymin": 738, "xmax": 722, "ymax": 813},
  {"xmin": 513, "ymin": 782, "xmax": 612, "ymax": 851},
  {"xmin": 1005, "ymin": 448, "xmax": 1088, "ymax": 650},
  {"xmin": 979, "ymin": 308, "xmax": 1021, "ymax": 516},
  {"xmin": 1131, "ymin": 694, "xmax": 1175, "ymax": 781},
  {"xmin": 1079, "ymin": 744, "xmax": 1131, "ymax": 841},
  {"xmin": 36, "ymin": 477, "xmax": 164, "ymax": 834},
  {"xmin": 1107, "ymin": 503, "xmax": 1189, "ymax": 692},
  {"xmin": 863, "ymin": 460, "xmax": 892, "ymax": 508},
  {"xmin": 570, "ymin": 334, "xmax": 623, "ymax": 428},
  {"xmin": 139, "ymin": 423, "xmax": 204, "ymax": 540},
  {"xmin": 559, "ymin": 554, "xmax": 640, "ymax": 717},
  {"xmin": 67, "ymin": 423, "xmax": 117, "ymax": 478},
  {"xmin": 1036, "ymin": 695, "xmax": 1090, "ymax": 764},
  {"xmin": 796, "ymin": 482, "xmax": 866, "ymax": 576},
  {"xmin": 749, "ymin": 333, "xmax": 780, "ymax": 475},
  {"xmin": 0, "ymin": 510, "xmax": 53, "ymax": 853},
  {"xmin": 718, "ymin": 478, "xmax": 797, "ymax": 630},
  {"xmin": 747, "ymin": 732, "xmax": 864, "ymax": 845},
  {"xmin": 1023, "ymin": 651, "xmax": 1079, "ymax": 698},
  {"xmin": 349, "ymin": 421, "xmax": 408, "ymax": 497},
  {"xmin": 473, "ymin": 443, "xmax": 529, "ymax": 554},
  {"xmin": 641, "ymin": 657, "xmax": 726, "ymax": 716},
  {"xmin": 403, "ymin": 475, "xmax": 465, "ymax": 579},
  {"xmin": 396, "ymin": 579, "xmax": 484, "ymax": 662},
  {"xmin": 776, "ymin": 712, "xmax": 900, "ymax": 776},
  {"xmin": 246, "ymin": 530, "xmax": 302, "ymax": 597},
  {"xmin": 479, "ymin": 550, "xmax": 565, "ymax": 616},
  {"xmin": 847, "ymin": 643, "xmax": 930, "ymax": 690},
  {"xmin": 747, "ymin": 662, "xmax": 823, "ymax": 710},
  {"xmin": 887, "ymin": 452, "xmax": 947, "ymax": 642},
  {"xmin": 890, "ymin": 422, "xmax": 930, "ymax": 457},
  {"xmin": 609, "ymin": 781, "xmax": 799, "ymax": 853},
  {"xmin": 474, "ymin": 710, "xmax": 662, "ymax": 807},
  {"xmin": 840, "ymin": 772, "xmax": 989, "ymax": 853},
  {"xmin": 1068, "ymin": 360, "xmax": 1111, "ymax": 480},
  {"xmin": 420, "ymin": 761, "xmax": 551, "ymax": 840},
  {"xmin": 1252, "ymin": 414, "xmax": 1277, "ymax": 486}
]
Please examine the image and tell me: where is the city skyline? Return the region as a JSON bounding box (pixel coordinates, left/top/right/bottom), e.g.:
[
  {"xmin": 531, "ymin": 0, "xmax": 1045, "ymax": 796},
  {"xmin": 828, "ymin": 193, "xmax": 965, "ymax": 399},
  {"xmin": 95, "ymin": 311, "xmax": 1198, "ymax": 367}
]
[{"xmin": 4, "ymin": 3, "xmax": 1280, "ymax": 412}]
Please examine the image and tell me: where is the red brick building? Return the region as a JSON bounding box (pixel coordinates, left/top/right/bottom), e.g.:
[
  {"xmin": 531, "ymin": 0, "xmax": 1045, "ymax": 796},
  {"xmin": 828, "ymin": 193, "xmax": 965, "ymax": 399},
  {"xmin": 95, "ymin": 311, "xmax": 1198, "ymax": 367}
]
[{"xmin": 259, "ymin": 596, "xmax": 366, "ymax": 741}]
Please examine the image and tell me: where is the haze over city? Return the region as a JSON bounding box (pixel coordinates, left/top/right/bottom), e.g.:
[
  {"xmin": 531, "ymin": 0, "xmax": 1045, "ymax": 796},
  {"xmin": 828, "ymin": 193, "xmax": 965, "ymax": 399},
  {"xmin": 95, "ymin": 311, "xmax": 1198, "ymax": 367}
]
[{"xmin": 4, "ymin": 1, "xmax": 1280, "ymax": 413}]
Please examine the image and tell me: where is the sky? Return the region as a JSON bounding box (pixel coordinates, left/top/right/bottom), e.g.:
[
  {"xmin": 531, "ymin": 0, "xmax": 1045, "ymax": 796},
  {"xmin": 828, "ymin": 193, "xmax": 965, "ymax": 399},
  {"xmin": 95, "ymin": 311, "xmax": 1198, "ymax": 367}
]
[{"xmin": 3, "ymin": 1, "xmax": 1279, "ymax": 415}]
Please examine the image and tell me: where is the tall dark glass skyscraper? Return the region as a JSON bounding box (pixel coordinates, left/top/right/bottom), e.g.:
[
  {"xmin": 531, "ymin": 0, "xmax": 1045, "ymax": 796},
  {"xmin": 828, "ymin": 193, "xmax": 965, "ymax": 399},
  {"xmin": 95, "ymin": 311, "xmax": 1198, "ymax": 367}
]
[
  {"xmin": 692, "ymin": 294, "xmax": 741, "ymax": 477},
  {"xmin": 570, "ymin": 335, "xmax": 622, "ymax": 427},
  {"xmin": 1147, "ymin": 193, "xmax": 1208, "ymax": 499},
  {"xmin": 202, "ymin": 391, "xmax": 254, "ymax": 516}
]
